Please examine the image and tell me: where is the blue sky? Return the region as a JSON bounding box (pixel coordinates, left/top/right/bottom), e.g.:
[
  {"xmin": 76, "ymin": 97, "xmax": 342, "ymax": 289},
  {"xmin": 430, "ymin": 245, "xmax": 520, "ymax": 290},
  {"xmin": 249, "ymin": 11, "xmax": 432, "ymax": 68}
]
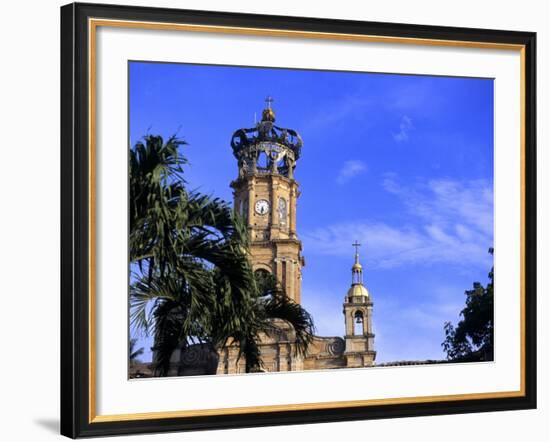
[{"xmin": 129, "ymin": 61, "xmax": 494, "ymax": 364}]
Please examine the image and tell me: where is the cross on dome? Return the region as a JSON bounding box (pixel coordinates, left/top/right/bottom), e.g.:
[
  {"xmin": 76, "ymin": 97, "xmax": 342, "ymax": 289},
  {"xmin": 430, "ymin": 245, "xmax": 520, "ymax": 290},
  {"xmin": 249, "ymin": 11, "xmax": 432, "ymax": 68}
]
[{"xmin": 351, "ymin": 240, "xmax": 365, "ymax": 286}]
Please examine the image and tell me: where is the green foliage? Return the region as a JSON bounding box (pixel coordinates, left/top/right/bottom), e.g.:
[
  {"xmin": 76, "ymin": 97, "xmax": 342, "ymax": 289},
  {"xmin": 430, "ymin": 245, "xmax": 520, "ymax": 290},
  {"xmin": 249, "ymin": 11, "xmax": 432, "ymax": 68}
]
[
  {"xmin": 130, "ymin": 135, "xmax": 187, "ymax": 274},
  {"xmin": 129, "ymin": 134, "xmax": 314, "ymax": 376},
  {"xmin": 442, "ymin": 248, "xmax": 494, "ymax": 362},
  {"xmin": 129, "ymin": 339, "xmax": 144, "ymax": 366},
  {"xmin": 232, "ymin": 271, "xmax": 315, "ymax": 373}
]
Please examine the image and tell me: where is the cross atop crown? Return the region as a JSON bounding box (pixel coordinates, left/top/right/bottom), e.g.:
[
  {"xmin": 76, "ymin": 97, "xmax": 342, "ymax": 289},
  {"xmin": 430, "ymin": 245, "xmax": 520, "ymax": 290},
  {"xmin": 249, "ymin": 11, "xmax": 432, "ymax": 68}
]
[
  {"xmin": 352, "ymin": 240, "xmax": 361, "ymax": 255},
  {"xmin": 265, "ymin": 95, "xmax": 274, "ymax": 109}
]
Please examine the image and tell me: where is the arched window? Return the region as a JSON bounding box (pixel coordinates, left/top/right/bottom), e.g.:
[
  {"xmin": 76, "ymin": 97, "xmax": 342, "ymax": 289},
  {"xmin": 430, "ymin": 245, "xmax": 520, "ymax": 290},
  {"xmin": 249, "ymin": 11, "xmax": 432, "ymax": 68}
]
[
  {"xmin": 254, "ymin": 269, "xmax": 273, "ymax": 298},
  {"xmin": 256, "ymin": 151, "xmax": 270, "ymax": 171},
  {"xmin": 278, "ymin": 198, "xmax": 287, "ymax": 225},
  {"xmin": 353, "ymin": 311, "xmax": 364, "ymax": 336},
  {"xmin": 276, "ymin": 155, "xmax": 288, "ymax": 176}
]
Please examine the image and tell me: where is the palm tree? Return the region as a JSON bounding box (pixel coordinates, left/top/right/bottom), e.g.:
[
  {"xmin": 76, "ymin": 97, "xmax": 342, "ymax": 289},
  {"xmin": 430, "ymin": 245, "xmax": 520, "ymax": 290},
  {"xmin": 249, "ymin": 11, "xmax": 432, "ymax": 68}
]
[
  {"xmin": 130, "ymin": 134, "xmax": 254, "ymax": 375},
  {"xmin": 129, "ymin": 135, "xmax": 314, "ymax": 376},
  {"xmin": 200, "ymin": 218, "xmax": 314, "ymax": 373},
  {"xmin": 236, "ymin": 270, "xmax": 315, "ymax": 373},
  {"xmin": 132, "ymin": 254, "xmax": 314, "ymax": 375}
]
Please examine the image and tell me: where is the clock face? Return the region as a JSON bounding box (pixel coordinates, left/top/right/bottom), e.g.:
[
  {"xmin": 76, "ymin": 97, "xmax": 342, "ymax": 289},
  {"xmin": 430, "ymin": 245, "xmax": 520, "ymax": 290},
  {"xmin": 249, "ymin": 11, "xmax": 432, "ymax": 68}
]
[{"xmin": 255, "ymin": 199, "xmax": 270, "ymax": 215}]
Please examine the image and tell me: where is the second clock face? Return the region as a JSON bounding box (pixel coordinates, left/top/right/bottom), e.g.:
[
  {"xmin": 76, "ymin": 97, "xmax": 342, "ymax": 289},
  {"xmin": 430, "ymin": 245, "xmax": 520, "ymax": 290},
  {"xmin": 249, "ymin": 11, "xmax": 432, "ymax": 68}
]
[{"xmin": 255, "ymin": 199, "xmax": 270, "ymax": 215}]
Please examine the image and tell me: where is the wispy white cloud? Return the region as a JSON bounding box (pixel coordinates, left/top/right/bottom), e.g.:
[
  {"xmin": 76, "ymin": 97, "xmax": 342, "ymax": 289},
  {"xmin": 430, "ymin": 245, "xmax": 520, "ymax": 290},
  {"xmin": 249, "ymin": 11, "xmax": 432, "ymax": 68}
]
[
  {"xmin": 386, "ymin": 79, "xmax": 437, "ymax": 113},
  {"xmin": 302, "ymin": 177, "xmax": 493, "ymax": 269},
  {"xmin": 393, "ymin": 115, "xmax": 414, "ymax": 142},
  {"xmin": 336, "ymin": 160, "xmax": 367, "ymax": 185},
  {"xmin": 302, "ymin": 94, "xmax": 372, "ymax": 133},
  {"xmin": 382, "ymin": 176, "xmax": 494, "ymax": 237}
]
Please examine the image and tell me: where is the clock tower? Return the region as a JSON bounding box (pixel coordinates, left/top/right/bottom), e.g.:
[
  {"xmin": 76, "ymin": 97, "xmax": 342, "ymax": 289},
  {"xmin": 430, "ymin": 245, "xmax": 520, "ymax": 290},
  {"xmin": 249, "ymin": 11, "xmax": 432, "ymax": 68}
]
[
  {"xmin": 230, "ymin": 97, "xmax": 304, "ymax": 303},
  {"xmin": 168, "ymin": 99, "xmax": 377, "ymax": 376}
]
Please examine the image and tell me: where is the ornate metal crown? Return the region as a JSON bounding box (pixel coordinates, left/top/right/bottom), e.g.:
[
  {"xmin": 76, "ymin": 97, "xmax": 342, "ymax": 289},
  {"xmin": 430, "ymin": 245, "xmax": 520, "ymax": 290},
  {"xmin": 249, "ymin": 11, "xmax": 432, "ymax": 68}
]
[{"xmin": 230, "ymin": 97, "xmax": 303, "ymax": 179}]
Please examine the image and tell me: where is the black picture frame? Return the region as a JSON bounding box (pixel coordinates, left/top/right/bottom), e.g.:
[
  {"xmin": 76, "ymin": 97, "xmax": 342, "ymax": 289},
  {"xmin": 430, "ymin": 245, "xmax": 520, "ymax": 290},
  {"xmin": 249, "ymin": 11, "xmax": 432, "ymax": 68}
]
[{"xmin": 60, "ymin": 2, "xmax": 537, "ymax": 438}]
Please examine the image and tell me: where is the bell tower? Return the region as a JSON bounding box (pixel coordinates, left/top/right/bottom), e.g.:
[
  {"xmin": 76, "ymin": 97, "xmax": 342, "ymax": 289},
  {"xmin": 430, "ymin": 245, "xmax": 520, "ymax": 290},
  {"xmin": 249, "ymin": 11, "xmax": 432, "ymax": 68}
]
[
  {"xmin": 230, "ymin": 98, "xmax": 304, "ymax": 303},
  {"xmin": 343, "ymin": 241, "xmax": 376, "ymax": 367}
]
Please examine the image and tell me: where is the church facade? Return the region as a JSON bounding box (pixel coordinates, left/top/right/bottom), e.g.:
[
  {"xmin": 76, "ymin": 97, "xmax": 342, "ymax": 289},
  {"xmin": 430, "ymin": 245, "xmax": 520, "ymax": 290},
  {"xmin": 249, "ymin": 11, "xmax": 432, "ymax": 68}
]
[
  {"xmin": 164, "ymin": 100, "xmax": 376, "ymax": 376},
  {"xmin": 215, "ymin": 100, "xmax": 376, "ymax": 374}
]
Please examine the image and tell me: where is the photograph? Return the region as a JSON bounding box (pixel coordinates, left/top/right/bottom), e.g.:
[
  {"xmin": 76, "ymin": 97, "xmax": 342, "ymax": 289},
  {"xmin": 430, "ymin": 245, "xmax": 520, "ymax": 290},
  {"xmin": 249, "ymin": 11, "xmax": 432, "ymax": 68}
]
[
  {"xmin": 57, "ymin": 2, "xmax": 537, "ymax": 437},
  {"xmin": 128, "ymin": 62, "xmax": 495, "ymax": 379}
]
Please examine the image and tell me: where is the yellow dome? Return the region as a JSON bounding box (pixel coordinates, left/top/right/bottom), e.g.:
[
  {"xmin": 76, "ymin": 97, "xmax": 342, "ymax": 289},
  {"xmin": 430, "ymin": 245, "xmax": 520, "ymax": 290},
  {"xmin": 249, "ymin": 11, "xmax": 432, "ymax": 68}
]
[
  {"xmin": 347, "ymin": 284, "xmax": 370, "ymax": 299},
  {"xmin": 262, "ymin": 107, "xmax": 276, "ymax": 122},
  {"xmin": 352, "ymin": 262, "xmax": 362, "ymax": 272}
]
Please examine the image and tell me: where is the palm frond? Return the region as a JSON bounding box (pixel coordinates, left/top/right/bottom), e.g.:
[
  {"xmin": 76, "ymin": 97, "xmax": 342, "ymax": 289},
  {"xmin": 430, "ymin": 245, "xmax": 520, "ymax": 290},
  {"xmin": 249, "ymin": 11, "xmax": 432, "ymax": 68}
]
[
  {"xmin": 129, "ymin": 339, "xmax": 145, "ymax": 364},
  {"xmin": 128, "ymin": 132, "xmax": 316, "ymax": 376}
]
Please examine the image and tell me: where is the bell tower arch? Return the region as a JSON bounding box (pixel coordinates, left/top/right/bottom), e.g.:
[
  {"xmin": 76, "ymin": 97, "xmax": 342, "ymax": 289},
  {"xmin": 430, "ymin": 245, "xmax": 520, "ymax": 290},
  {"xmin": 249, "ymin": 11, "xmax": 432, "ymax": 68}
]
[{"xmin": 230, "ymin": 98, "xmax": 304, "ymax": 303}]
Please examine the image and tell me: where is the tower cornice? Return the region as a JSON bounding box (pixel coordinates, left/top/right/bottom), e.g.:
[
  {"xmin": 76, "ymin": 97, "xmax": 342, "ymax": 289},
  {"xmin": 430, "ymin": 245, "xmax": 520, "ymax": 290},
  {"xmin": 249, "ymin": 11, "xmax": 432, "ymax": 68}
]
[{"xmin": 230, "ymin": 174, "xmax": 299, "ymax": 190}]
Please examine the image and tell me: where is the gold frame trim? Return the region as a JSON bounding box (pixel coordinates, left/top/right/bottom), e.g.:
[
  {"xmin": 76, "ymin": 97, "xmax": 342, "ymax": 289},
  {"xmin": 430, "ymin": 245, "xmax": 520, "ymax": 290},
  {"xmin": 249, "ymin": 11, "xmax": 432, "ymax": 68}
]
[{"xmin": 88, "ymin": 18, "xmax": 527, "ymax": 424}]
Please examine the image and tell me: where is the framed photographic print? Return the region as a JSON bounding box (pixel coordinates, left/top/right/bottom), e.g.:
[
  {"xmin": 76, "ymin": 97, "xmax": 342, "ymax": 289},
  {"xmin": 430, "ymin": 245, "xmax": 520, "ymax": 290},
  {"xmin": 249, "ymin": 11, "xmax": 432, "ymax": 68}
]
[{"xmin": 60, "ymin": 2, "xmax": 537, "ymax": 438}]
